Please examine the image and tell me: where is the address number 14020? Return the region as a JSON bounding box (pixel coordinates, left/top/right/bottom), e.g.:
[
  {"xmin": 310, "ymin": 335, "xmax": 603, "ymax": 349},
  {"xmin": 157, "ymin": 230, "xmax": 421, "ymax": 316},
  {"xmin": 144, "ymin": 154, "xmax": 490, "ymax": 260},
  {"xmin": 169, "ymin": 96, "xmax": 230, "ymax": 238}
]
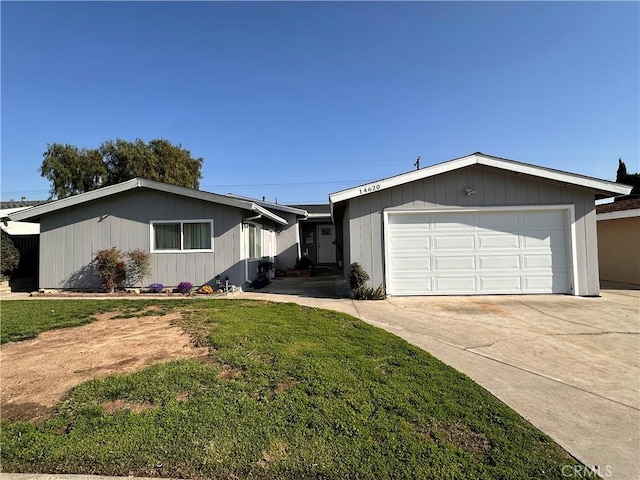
[{"xmin": 359, "ymin": 184, "xmax": 381, "ymax": 195}]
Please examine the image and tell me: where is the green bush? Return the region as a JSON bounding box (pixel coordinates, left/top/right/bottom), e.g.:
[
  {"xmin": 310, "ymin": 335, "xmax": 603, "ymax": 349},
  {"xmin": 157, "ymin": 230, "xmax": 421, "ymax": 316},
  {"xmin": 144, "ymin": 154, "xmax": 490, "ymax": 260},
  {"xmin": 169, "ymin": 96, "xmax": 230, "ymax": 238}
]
[
  {"xmin": 93, "ymin": 248, "xmax": 151, "ymax": 292},
  {"xmin": 295, "ymin": 253, "xmax": 313, "ymax": 270},
  {"xmin": 0, "ymin": 231, "xmax": 20, "ymax": 280},
  {"xmin": 348, "ymin": 262, "xmax": 386, "ymax": 300},
  {"xmin": 125, "ymin": 249, "xmax": 150, "ymax": 287},
  {"xmin": 93, "ymin": 248, "xmax": 127, "ymax": 292}
]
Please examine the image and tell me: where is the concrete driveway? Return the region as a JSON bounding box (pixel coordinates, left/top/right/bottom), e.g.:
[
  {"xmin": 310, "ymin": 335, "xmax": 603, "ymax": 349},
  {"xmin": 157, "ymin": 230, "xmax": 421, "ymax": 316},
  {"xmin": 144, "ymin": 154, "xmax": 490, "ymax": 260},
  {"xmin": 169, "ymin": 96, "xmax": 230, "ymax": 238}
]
[{"xmin": 244, "ymin": 280, "xmax": 640, "ymax": 480}]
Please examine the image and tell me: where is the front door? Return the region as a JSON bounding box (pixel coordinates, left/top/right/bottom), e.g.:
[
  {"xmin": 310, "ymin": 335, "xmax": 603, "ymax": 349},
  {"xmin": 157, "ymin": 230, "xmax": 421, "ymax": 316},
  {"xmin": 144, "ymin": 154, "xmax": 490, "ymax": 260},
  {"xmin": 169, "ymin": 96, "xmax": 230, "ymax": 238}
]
[{"xmin": 317, "ymin": 224, "xmax": 336, "ymax": 264}]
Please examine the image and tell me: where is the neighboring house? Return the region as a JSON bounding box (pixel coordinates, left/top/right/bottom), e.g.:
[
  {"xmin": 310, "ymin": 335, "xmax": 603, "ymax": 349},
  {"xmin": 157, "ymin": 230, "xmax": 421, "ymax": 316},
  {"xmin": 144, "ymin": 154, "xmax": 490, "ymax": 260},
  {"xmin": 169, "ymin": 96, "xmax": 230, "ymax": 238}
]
[
  {"xmin": 329, "ymin": 152, "xmax": 631, "ymax": 297},
  {"xmin": 0, "ymin": 200, "xmax": 48, "ymax": 236},
  {"xmin": 290, "ymin": 204, "xmax": 339, "ymax": 266},
  {"xmin": 8, "ymin": 179, "xmax": 307, "ymax": 290},
  {"xmin": 1, "ymin": 200, "xmax": 49, "ymax": 291},
  {"xmin": 596, "ymin": 198, "xmax": 640, "ymax": 286}
]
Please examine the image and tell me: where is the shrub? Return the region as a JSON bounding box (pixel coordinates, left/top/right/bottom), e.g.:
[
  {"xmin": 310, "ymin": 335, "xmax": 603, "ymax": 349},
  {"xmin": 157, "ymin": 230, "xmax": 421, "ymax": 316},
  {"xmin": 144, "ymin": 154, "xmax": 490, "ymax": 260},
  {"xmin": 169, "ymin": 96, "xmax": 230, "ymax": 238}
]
[
  {"xmin": 348, "ymin": 262, "xmax": 369, "ymax": 293},
  {"xmin": 251, "ymin": 276, "xmax": 269, "ymax": 289},
  {"xmin": 93, "ymin": 248, "xmax": 127, "ymax": 293},
  {"xmin": 295, "ymin": 254, "xmax": 313, "ymax": 270},
  {"xmin": 348, "ymin": 262, "xmax": 386, "ymax": 300},
  {"xmin": 125, "ymin": 249, "xmax": 150, "ymax": 287},
  {"xmin": 177, "ymin": 281, "xmax": 193, "ymax": 293},
  {"xmin": 258, "ymin": 259, "xmax": 274, "ymax": 275},
  {"xmin": 149, "ymin": 283, "xmax": 164, "ymax": 293},
  {"xmin": 0, "ymin": 230, "xmax": 20, "ymax": 280},
  {"xmin": 197, "ymin": 284, "xmax": 214, "ymax": 295},
  {"xmin": 94, "ymin": 248, "xmax": 151, "ymax": 292}
]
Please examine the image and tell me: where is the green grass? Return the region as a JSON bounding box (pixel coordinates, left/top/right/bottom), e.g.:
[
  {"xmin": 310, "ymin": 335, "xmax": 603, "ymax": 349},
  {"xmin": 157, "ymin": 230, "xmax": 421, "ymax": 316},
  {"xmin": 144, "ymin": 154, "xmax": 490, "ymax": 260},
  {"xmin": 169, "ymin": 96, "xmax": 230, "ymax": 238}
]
[
  {"xmin": 1, "ymin": 299, "xmax": 591, "ymax": 479},
  {"xmin": 0, "ymin": 299, "xmax": 166, "ymax": 344}
]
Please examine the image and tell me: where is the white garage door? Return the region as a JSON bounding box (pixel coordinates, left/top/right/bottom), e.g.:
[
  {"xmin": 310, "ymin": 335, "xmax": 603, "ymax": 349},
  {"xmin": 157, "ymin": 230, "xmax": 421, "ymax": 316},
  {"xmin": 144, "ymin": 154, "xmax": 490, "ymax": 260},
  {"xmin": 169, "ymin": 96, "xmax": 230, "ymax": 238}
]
[{"xmin": 386, "ymin": 209, "xmax": 570, "ymax": 295}]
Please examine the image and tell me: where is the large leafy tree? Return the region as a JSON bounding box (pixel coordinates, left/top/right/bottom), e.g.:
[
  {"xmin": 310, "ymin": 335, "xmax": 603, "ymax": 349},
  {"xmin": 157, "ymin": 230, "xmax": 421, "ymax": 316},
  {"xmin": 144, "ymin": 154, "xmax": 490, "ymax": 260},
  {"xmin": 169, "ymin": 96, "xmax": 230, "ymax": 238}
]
[
  {"xmin": 616, "ymin": 159, "xmax": 640, "ymax": 195},
  {"xmin": 39, "ymin": 144, "xmax": 106, "ymax": 199},
  {"xmin": 40, "ymin": 138, "xmax": 203, "ymax": 199}
]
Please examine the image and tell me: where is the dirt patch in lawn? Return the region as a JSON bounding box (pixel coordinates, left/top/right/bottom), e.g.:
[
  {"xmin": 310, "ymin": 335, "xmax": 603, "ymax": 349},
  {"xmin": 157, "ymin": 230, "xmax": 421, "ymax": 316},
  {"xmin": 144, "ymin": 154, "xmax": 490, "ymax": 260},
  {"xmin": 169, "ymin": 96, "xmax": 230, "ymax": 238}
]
[{"xmin": 0, "ymin": 310, "xmax": 209, "ymax": 424}]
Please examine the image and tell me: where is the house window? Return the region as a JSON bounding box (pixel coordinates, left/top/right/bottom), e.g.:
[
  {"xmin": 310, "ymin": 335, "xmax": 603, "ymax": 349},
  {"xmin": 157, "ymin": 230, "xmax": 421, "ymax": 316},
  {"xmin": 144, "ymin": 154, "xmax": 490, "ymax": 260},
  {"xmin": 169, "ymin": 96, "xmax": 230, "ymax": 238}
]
[
  {"xmin": 247, "ymin": 223, "xmax": 262, "ymax": 258},
  {"xmin": 151, "ymin": 220, "xmax": 213, "ymax": 252}
]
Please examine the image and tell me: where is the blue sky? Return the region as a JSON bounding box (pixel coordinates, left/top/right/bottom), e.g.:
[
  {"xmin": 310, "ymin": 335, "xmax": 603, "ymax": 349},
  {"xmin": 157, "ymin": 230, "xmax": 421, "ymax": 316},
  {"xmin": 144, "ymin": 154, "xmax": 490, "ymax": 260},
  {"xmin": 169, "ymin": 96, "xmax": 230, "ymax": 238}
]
[{"xmin": 2, "ymin": 1, "xmax": 638, "ymax": 204}]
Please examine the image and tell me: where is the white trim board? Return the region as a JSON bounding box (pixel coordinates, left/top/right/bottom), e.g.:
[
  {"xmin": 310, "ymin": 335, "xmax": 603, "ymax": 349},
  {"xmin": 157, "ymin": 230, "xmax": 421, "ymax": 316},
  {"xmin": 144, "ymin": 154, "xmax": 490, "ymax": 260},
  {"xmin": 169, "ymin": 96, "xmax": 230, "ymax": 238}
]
[
  {"xmin": 9, "ymin": 178, "xmax": 289, "ymax": 226},
  {"xmin": 596, "ymin": 209, "xmax": 640, "ymax": 221}
]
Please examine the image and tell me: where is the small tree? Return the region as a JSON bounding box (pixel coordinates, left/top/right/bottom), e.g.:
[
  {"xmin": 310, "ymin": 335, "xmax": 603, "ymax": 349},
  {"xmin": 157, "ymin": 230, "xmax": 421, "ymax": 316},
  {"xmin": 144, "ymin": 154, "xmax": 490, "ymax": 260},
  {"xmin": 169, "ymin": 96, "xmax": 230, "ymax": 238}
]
[
  {"xmin": 1, "ymin": 230, "xmax": 20, "ymax": 280},
  {"xmin": 93, "ymin": 248, "xmax": 127, "ymax": 292},
  {"xmin": 125, "ymin": 249, "xmax": 150, "ymax": 287}
]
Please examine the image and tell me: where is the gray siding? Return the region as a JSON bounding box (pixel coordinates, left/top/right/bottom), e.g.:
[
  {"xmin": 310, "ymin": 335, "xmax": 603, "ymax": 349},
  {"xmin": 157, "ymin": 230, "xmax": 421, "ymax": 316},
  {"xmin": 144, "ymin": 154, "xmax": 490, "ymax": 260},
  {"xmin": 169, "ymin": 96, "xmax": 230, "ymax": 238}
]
[
  {"xmin": 274, "ymin": 212, "xmax": 300, "ymax": 270},
  {"xmin": 343, "ymin": 165, "xmax": 600, "ymax": 295},
  {"xmin": 40, "ymin": 189, "xmax": 247, "ymax": 289}
]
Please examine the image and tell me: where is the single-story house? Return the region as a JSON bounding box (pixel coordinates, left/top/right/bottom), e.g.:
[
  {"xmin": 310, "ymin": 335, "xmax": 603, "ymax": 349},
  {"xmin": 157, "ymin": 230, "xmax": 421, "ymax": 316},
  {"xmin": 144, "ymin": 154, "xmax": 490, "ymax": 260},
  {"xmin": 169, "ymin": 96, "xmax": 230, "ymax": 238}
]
[
  {"xmin": 7, "ymin": 178, "xmax": 307, "ymax": 290},
  {"xmin": 329, "ymin": 152, "xmax": 631, "ymax": 296},
  {"xmin": 596, "ymin": 198, "xmax": 640, "ymax": 286}
]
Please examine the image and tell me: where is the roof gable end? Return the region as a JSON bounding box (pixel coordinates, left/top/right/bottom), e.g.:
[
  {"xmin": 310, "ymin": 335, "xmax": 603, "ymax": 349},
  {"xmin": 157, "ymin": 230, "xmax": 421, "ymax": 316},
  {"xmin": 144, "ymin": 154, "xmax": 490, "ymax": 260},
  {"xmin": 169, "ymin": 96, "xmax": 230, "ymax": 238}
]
[
  {"xmin": 329, "ymin": 152, "xmax": 632, "ymax": 206},
  {"xmin": 8, "ymin": 178, "xmax": 288, "ymax": 225}
]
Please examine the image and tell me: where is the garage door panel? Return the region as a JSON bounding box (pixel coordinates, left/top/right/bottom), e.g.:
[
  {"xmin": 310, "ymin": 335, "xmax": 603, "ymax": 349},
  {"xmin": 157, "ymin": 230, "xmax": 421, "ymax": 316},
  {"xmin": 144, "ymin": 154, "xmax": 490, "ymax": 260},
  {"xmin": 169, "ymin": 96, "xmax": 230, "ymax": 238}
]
[
  {"xmin": 434, "ymin": 276, "xmax": 477, "ymax": 292},
  {"xmin": 523, "ymin": 254, "xmax": 554, "ymax": 269},
  {"xmin": 433, "ymin": 235, "xmax": 475, "ymax": 250},
  {"xmin": 478, "ymin": 255, "xmax": 521, "ymax": 270},
  {"xmin": 477, "ymin": 213, "xmax": 520, "ymax": 231},
  {"xmin": 479, "ymin": 276, "xmax": 522, "ymax": 292},
  {"xmin": 393, "ymin": 278, "xmax": 433, "ymax": 294},
  {"xmin": 390, "ymin": 257, "xmax": 432, "ymax": 271},
  {"xmin": 433, "ymin": 255, "xmax": 476, "ymax": 271},
  {"xmin": 432, "ymin": 213, "xmax": 474, "ymax": 229},
  {"xmin": 386, "ymin": 210, "xmax": 570, "ymax": 295},
  {"xmin": 521, "ymin": 211, "xmax": 565, "ymax": 230},
  {"xmin": 521, "ymin": 233, "xmax": 566, "ymax": 250},
  {"xmin": 524, "ymin": 274, "xmax": 568, "ymax": 291},
  {"xmin": 477, "ymin": 234, "xmax": 521, "ymax": 249}
]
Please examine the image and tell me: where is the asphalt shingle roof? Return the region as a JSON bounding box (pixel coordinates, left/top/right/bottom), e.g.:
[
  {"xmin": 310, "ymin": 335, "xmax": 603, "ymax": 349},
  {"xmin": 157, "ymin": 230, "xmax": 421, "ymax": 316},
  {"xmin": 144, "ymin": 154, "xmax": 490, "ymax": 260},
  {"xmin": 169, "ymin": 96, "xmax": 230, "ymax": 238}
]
[{"xmin": 596, "ymin": 197, "xmax": 640, "ymax": 214}]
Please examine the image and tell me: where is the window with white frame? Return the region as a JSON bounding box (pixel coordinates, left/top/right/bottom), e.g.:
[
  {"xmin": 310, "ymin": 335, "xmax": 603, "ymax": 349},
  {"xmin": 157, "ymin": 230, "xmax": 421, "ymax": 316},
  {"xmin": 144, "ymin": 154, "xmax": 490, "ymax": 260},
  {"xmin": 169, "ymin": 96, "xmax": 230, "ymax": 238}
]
[
  {"xmin": 246, "ymin": 223, "xmax": 262, "ymax": 259},
  {"xmin": 151, "ymin": 220, "xmax": 213, "ymax": 252}
]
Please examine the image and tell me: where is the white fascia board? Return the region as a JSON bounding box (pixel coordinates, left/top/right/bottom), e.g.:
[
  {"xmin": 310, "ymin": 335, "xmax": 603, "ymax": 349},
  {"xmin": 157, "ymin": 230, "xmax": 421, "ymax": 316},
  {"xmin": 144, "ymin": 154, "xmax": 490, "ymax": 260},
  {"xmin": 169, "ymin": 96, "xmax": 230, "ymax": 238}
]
[
  {"xmin": 7, "ymin": 177, "xmax": 272, "ymax": 222},
  {"xmin": 8, "ymin": 178, "xmax": 141, "ymax": 222},
  {"xmin": 596, "ymin": 209, "xmax": 640, "ymax": 221},
  {"xmin": 251, "ymin": 204, "xmax": 288, "ymax": 225},
  {"xmin": 477, "ymin": 156, "xmax": 631, "ymax": 196},
  {"xmin": 226, "ymin": 193, "xmax": 308, "ymax": 217},
  {"xmin": 329, "ymin": 154, "xmax": 476, "ymax": 205},
  {"xmin": 329, "ymin": 152, "xmax": 632, "ymax": 207}
]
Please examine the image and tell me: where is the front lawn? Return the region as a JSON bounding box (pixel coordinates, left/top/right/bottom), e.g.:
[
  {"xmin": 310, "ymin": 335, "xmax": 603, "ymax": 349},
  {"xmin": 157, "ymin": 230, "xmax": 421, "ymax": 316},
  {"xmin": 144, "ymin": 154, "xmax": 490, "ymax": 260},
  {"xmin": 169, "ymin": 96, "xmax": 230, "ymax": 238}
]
[
  {"xmin": 1, "ymin": 299, "xmax": 589, "ymax": 479},
  {"xmin": 0, "ymin": 299, "xmax": 163, "ymax": 344}
]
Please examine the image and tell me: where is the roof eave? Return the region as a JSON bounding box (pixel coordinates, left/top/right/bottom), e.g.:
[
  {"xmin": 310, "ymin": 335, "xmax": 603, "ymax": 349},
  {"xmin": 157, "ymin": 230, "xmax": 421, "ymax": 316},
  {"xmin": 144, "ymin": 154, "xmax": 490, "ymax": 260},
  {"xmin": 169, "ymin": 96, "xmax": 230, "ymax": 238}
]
[
  {"xmin": 251, "ymin": 204, "xmax": 288, "ymax": 225},
  {"xmin": 328, "ymin": 153, "xmax": 632, "ymax": 206}
]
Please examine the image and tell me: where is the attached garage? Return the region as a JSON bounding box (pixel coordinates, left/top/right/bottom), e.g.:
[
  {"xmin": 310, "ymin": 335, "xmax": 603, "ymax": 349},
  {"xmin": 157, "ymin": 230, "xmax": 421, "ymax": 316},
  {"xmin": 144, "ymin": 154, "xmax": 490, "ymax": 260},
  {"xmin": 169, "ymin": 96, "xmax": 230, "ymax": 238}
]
[
  {"xmin": 330, "ymin": 152, "xmax": 631, "ymax": 297},
  {"xmin": 384, "ymin": 208, "xmax": 571, "ymax": 295}
]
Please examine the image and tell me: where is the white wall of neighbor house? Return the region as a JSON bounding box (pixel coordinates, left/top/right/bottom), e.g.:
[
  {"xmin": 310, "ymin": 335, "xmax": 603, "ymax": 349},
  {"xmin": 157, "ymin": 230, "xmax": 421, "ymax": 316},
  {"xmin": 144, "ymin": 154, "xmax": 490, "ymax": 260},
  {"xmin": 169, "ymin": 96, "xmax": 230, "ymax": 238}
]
[
  {"xmin": 38, "ymin": 189, "xmax": 246, "ymax": 289},
  {"xmin": 342, "ymin": 165, "xmax": 601, "ymax": 296}
]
